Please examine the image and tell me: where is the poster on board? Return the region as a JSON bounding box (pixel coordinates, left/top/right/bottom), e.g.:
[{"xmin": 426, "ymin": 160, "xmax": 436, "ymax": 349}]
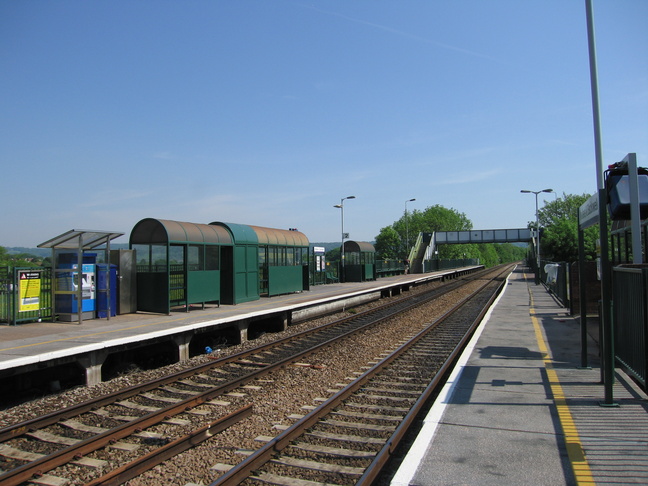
[{"xmin": 19, "ymin": 270, "xmax": 41, "ymax": 312}]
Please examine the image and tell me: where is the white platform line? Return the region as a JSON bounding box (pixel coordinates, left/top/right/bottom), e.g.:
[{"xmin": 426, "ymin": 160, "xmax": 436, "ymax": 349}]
[{"xmin": 390, "ymin": 270, "xmax": 513, "ymax": 486}]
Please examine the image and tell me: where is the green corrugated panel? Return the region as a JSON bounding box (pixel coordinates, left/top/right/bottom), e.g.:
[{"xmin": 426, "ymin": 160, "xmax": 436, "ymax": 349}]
[{"xmin": 209, "ymin": 222, "xmax": 259, "ymax": 245}]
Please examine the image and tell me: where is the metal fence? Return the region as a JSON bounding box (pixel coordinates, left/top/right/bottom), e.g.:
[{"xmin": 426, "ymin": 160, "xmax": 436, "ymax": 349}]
[
  {"xmin": 0, "ymin": 266, "xmax": 53, "ymax": 325},
  {"xmin": 375, "ymin": 260, "xmax": 405, "ymax": 277},
  {"xmin": 0, "ymin": 266, "xmax": 10, "ymax": 323},
  {"xmin": 541, "ymin": 261, "xmax": 570, "ymax": 308},
  {"xmin": 612, "ymin": 266, "xmax": 648, "ymax": 389}
]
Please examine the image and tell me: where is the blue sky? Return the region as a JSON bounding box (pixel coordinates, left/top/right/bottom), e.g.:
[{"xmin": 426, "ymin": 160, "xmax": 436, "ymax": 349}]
[{"xmin": 2, "ymin": 1, "xmax": 646, "ymax": 247}]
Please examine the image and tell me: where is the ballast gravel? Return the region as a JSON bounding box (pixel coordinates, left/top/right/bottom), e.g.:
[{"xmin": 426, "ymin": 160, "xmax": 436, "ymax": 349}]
[{"xmin": 1, "ymin": 278, "xmax": 487, "ymax": 485}]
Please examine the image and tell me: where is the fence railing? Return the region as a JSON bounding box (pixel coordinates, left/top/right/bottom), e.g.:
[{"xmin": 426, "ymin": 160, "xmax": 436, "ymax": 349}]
[
  {"xmin": 1, "ymin": 266, "xmax": 53, "ymax": 325},
  {"xmin": 541, "ymin": 261, "xmax": 570, "ymax": 308},
  {"xmin": 612, "ymin": 266, "xmax": 648, "ymax": 390}
]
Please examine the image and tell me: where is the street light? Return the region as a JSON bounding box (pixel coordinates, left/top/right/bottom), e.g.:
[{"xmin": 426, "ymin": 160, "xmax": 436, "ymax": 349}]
[
  {"xmin": 521, "ymin": 188, "xmax": 553, "ymax": 284},
  {"xmin": 334, "ymin": 195, "xmax": 355, "ymax": 282},
  {"xmin": 405, "ymin": 198, "xmax": 416, "ymax": 253}
]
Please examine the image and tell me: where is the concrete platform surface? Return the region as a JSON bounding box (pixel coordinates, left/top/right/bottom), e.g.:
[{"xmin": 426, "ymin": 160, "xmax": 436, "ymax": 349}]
[{"xmin": 391, "ymin": 266, "xmax": 648, "ymax": 485}]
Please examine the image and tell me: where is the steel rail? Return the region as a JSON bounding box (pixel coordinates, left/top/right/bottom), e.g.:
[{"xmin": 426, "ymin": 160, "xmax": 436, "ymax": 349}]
[
  {"xmin": 210, "ymin": 264, "xmax": 513, "ymax": 485},
  {"xmin": 358, "ymin": 267, "xmax": 510, "ymax": 484},
  {"xmin": 0, "ymin": 267, "xmax": 485, "ymax": 443},
  {"xmin": 0, "ymin": 270, "xmax": 490, "ymax": 485},
  {"xmin": 83, "ymin": 405, "xmax": 253, "ymax": 486}
]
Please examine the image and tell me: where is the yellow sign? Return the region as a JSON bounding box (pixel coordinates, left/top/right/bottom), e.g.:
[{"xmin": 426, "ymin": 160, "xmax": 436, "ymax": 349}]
[{"xmin": 19, "ymin": 271, "xmax": 41, "ymax": 312}]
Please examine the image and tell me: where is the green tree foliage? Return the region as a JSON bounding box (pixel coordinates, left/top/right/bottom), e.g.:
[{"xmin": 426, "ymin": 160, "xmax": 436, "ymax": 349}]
[
  {"xmin": 0, "ymin": 246, "xmax": 42, "ymax": 267},
  {"xmin": 325, "ymin": 246, "xmax": 341, "ymax": 264},
  {"xmin": 0, "ymin": 246, "xmax": 8, "ymax": 266},
  {"xmin": 493, "ymin": 243, "xmax": 527, "ymax": 263},
  {"xmin": 374, "ymin": 226, "xmax": 402, "ymax": 260},
  {"xmin": 536, "ymin": 193, "xmax": 598, "ymax": 262},
  {"xmin": 375, "ymin": 204, "xmax": 473, "ymax": 260}
]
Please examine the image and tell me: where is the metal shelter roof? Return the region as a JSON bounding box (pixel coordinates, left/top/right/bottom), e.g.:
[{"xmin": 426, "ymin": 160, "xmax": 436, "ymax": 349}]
[
  {"xmin": 38, "ymin": 229, "xmax": 125, "ymax": 249},
  {"xmin": 210, "ymin": 222, "xmax": 309, "ymax": 247},
  {"xmin": 343, "ymin": 241, "xmax": 376, "ymax": 253},
  {"xmin": 130, "ymin": 219, "xmax": 233, "ymax": 245},
  {"xmin": 209, "ymin": 222, "xmax": 259, "ymax": 246},
  {"xmin": 248, "ymin": 225, "xmax": 309, "ymax": 247}
]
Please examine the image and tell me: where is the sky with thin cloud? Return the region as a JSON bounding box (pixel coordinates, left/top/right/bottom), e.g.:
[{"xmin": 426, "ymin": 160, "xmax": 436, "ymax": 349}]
[{"xmin": 1, "ymin": 1, "xmax": 646, "ymax": 247}]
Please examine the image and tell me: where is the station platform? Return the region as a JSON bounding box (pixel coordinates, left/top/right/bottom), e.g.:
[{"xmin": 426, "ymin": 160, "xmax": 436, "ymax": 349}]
[
  {"xmin": 0, "ymin": 268, "xmax": 473, "ymax": 387},
  {"xmin": 391, "ymin": 266, "xmax": 648, "ymax": 485}
]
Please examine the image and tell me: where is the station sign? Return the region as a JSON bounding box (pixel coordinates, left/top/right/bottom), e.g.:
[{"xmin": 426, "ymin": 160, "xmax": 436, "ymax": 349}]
[{"xmin": 579, "ymin": 193, "xmax": 599, "ymax": 229}]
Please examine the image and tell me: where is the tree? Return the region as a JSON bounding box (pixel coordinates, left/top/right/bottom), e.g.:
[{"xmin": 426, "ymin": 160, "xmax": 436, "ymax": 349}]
[
  {"xmin": 375, "ymin": 204, "xmax": 472, "ymax": 260},
  {"xmin": 374, "ymin": 226, "xmax": 401, "ymax": 260},
  {"xmin": 535, "ymin": 193, "xmax": 598, "ymax": 262},
  {"xmin": 0, "ymin": 246, "xmax": 44, "ymax": 268}
]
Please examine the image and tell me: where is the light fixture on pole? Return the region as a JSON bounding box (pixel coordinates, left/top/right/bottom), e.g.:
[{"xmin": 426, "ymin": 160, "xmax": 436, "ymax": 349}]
[
  {"xmin": 405, "ymin": 198, "xmax": 416, "ymax": 253},
  {"xmin": 521, "ymin": 188, "xmax": 553, "ymax": 284},
  {"xmin": 334, "ymin": 195, "xmax": 355, "ymax": 282}
]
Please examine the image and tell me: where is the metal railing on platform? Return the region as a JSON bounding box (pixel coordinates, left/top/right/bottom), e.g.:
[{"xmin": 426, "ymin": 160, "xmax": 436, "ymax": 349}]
[
  {"xmin": 612, "ymin": 265, "xmax": 648, "ymax": 390},
  {"xmin": 0, "ymin": 266, "xmax": 53, "ymax": 325}
]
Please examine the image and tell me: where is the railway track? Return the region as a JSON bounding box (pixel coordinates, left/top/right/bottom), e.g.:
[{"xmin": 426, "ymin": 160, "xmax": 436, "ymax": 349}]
[
  {"xmin": 0, "ymin": 265, "xmax": 511, "ymax": 485},
  {"xmin": 211, "ymin": 264, "xmax": 513, "ymax": 486}
]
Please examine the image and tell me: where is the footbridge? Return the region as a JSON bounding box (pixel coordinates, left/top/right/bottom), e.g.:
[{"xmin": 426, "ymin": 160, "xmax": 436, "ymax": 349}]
[{"xmin": 408, "ymin": 228, "xmax": 532, "ymax": 273}]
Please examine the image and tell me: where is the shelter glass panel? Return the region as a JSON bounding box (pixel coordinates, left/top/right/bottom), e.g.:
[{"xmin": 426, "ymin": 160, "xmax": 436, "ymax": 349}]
[
  {"xmin": 188, "ymin": 245, "xmax": 203, "ymax": 271},
  {"xmin": 169, "ymin": 245, "xmax": 184, "ymax": 265},
  {"xmin": 133, "ymin": 244, "xmax": 168, "ymax": 272},
  {"xmin": 296, "ymin": 248, "xmax": 305, "ymax": 265},
  {"xmin": 206, "ymin": 246, "xmax": 219, "ymax": 271}
]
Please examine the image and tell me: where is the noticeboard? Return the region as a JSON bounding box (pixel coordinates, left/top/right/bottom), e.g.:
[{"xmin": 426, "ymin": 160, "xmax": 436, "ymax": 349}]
[{"xmin": 18, "ymin": 270, "xmax": 41, "ymax": 312}]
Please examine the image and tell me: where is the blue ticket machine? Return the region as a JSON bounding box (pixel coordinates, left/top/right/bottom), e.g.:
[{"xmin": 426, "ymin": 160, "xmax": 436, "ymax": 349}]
[{"xmin": 56, "ymin": 253, "xmax": 97, "ymax": 321}]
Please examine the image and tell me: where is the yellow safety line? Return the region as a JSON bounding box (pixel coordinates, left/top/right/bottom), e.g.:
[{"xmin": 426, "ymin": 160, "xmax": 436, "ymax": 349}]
[{"xmin": 526, "ymin": 274, "xmax": 596, "ymax": 485}]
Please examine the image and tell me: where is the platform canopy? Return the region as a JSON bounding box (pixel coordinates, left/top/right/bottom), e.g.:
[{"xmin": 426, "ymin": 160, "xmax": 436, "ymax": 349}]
[{"xmin": 38, "ymin": 229, "xmax": 124, "ymax": 249}]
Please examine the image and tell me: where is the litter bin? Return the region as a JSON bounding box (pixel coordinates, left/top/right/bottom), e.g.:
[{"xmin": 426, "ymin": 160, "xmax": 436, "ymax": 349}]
[{"xmin": 96, "ymin": 264, "xmax": 117, "ymax": 318}]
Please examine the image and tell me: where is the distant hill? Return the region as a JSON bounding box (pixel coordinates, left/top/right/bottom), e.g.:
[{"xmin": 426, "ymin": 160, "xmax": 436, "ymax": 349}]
[
  {"xmin": 5, "ymin": 244, "xmax": 130, "ymax": 258},
  {"xmin": 6, "ymin": 247, "xmax": 51, "ymax": 258}
]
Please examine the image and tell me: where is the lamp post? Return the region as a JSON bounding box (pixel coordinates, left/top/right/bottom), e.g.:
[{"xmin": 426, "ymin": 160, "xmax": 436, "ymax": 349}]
[
  {"xmin": 334, "ymin": 195, "xmax": 355, "ymax": 282},
  {"xmin": 521, "ymin": 188, "xmax": 553, "ymax": 284},
  {"xmin": 405, "ymin": 198, "xmax": 416, "ymax": 254}
]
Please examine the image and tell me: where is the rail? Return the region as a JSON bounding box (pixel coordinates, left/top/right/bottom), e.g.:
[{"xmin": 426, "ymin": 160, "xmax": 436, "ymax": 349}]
[
  {"xmin": 0, "ymin": 265, "xmax": 497, "ymax": 484},
  {"xmin": 210, "ymin": 265, "xmax": 512, "ymax": 485}
]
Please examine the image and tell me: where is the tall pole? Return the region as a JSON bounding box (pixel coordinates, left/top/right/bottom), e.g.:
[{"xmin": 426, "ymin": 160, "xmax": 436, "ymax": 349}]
[
  {"xmin": 405, "ymin": 198, "xmax": 415, "ymax": 253},
  {"xmin": 521, "ymin": 189, "xmax": 553, "ymax": 285},
  {"xmin": 585, "ymin": 0, "xmax": 615, "ymax": 406},
  {"xmin": 334, "ymin": 195, "xmax": 355, "ymax": 282}
]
